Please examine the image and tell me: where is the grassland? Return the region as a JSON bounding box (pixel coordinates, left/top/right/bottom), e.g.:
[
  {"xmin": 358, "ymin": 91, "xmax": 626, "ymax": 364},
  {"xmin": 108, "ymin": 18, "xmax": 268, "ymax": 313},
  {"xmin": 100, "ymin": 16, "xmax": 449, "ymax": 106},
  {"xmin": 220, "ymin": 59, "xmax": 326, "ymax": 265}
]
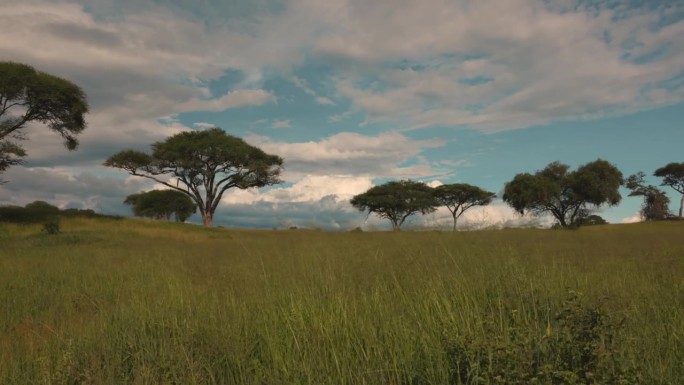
[{"xmin": 0, "ymin": 217, "xmax": 682, "ymax": 384}]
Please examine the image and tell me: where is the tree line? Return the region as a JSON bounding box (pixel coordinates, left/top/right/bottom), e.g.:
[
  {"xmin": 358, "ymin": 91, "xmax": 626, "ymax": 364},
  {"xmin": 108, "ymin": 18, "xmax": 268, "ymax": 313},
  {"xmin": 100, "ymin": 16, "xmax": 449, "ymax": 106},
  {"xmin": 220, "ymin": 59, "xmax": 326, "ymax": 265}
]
[
  {"xmin": 351, "ymin": 160, "xmax": 684, "ymax": 230},
  {"xmin": 1, "ymin": 61, "xmax": 683, "ymax": 230}
]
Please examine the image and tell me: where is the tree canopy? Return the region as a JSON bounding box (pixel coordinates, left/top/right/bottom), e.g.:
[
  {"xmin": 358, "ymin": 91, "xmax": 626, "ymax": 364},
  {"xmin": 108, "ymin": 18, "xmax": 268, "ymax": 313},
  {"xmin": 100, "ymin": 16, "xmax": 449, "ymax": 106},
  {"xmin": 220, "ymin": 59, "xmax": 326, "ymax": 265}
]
[
  {"xmin": 124, "ymin": 189, "xmax": 197, "ymax": 222},
  {"xmin": 502, "ymin": 160, "xmax": 623, "ymax": 228},
  {"xmin": 105, "ymin": 127, "xmax": 283, "ymax": 227},
  {"xmin": 625, "ymin": 172, "xmax": 671, "ymax": 221},
  {"xmin": 434, "ymin": 183, "xmax": 495, "ymax": 231},
  {"xmin": 654, "ymin": 162, "xmax": 684, "ymax": 218},
  {"xmin": 350, "ymin": 180, "xmax": 436, "ymax": 230},
  {"xmin": 0, "ymin": 62, "xmax": 88, "ymax": 180}
]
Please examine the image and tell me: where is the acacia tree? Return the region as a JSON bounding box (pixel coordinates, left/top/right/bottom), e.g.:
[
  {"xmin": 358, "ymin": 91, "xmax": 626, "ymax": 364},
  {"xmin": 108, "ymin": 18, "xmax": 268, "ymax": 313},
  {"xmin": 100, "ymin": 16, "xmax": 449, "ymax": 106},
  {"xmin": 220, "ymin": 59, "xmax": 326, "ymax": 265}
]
[
  {"xmin": 124, "ymin": 190, "xmax": 197, "ymax": 222},
  {"xmin": 502, "ymin": 159, "xmax": 623, "ymax": 228},
  {"xmin": 350, "ymin": 180, "xmax": 436, "ymax": 231},
  {"xmin": 105, "ymin": 128, "xmax": 283, "ymax": 227},
  {"xmin": 626, "ymin": 172, "xmax": 671, "ymax": 221},
  {"xmin": 434, "ymin": 183, "xmax": 495, "ymax": 231},
  {"xmin": 654, "ymin": 162, "xmax": 684, "ymax": 218},
  {"xmin": 0, "ymin": 62, "xmax": 88, "ymax": 179}
]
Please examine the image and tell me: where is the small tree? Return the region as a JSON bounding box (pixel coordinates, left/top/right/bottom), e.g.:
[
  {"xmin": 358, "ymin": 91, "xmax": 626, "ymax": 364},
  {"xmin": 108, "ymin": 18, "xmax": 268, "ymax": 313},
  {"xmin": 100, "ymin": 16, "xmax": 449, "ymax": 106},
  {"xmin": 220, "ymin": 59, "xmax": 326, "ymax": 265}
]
[
  {"xmin": 654, "ymin": 162, "xmax": 684, "ymax": 218},
  {"xmin": 0, "ymin": 62, "xmax": 88, "ymax": 181},
  {"xmin": 503, "ymin": 160, "xmax": 623, "ymax": 228},
  {"xmin": 124, "ymin": 190, "xmax": 197, "ymax": 222},
  {"xmin": 434, "ymin": 183, "xmax": 495, "ymax": 231},
  {"xmin": 105, "ymin": 128, "xmax": 282, "ymax": 227},
  {"xmin": 350, "ymin": 180, "xmax": 436, "ymax": 231},
  {"xmin": 625, "ymin": 172, "xmax": 671, "ymax": 221},
  {"xmin": 574, "ymin": 214, "xmax": 608, "ymax": 226}
]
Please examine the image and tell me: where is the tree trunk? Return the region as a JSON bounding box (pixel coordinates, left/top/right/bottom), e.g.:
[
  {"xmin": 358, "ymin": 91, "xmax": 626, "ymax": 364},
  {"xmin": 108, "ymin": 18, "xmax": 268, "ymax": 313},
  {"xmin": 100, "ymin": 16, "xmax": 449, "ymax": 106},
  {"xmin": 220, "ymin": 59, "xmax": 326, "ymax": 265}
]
[
  {"xmin": 202, "ymin": 212, "xmax": 213, "ymax": 227},
  {"xmin": 452, "ymin": 213, "xmax": 458, "ymax": 232},
  {"xmin": 390, "ymin": 219, "xmax": 401, "ymax": 231},
  {"xmin": 679, "ymin": 195, "xmax": 683, "ymax": 218},
  {"xmin": 557, "ymin": 215, "xmax": 568, "ymax": 228}
]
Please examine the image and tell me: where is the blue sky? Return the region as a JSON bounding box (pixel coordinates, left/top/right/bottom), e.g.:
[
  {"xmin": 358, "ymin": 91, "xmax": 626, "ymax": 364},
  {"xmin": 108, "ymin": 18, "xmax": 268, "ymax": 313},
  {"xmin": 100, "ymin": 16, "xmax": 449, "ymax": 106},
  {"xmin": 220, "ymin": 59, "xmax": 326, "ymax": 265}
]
[{"xmin": 1, "ymin": 0, "xmax": 683, "ymax": 229}]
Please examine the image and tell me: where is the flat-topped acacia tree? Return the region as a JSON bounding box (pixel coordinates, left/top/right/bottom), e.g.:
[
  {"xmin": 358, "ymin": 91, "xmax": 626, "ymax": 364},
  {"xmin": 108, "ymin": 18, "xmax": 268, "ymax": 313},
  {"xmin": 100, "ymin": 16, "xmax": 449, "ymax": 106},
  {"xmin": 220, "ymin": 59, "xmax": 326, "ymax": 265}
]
[
  {"xmin": 434, "ymin": 183, "xmax": 495, "ymax": 231},
  {"xmin": 0, "ymin": 61, "xmax": 88, "ymax": 180},
  {"xmin": 105, "ymin": 127, "xmax": 283, "ymax": 227},
  {"xmin": 350, "ymin": 180, "xmax": 437, "ymax": 231},
  {"xmin": 654, "ymin": 162, "xmax": 684, "ymax": 218}
]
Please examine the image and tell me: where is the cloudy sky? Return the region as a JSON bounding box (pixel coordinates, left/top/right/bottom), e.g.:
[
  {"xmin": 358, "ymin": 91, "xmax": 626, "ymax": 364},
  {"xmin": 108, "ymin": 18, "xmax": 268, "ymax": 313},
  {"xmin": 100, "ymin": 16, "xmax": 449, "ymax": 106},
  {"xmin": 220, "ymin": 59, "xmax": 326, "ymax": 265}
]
[{"xmin": 1, "ymin": 0, "xmax": 683, "ymax": 230}]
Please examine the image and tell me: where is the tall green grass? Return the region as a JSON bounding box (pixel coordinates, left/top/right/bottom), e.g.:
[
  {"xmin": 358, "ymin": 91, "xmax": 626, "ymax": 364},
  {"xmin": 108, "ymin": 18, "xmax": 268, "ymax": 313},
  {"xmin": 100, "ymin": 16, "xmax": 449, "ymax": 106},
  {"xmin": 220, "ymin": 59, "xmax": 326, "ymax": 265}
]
[{"xmin": 1, "ymin": 218, "xmax": 682, "ymax": 384}]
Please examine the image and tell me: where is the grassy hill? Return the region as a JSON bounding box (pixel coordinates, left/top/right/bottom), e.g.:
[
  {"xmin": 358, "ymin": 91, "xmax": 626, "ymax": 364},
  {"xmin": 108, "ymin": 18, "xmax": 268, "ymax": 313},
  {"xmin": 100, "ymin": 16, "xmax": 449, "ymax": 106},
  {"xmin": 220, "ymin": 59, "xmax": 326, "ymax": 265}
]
[{"xmin": 1, "ymin": 217, "xmax": 682, "ymax": 384}]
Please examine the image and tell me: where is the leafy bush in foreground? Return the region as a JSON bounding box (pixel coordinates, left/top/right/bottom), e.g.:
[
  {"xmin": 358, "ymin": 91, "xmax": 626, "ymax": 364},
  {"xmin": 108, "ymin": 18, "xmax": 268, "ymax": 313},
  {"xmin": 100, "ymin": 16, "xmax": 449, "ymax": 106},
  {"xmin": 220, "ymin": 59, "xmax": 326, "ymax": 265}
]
[{"xmin": 444, "ymin": 292, "xmax": 640, "ymax": 385}]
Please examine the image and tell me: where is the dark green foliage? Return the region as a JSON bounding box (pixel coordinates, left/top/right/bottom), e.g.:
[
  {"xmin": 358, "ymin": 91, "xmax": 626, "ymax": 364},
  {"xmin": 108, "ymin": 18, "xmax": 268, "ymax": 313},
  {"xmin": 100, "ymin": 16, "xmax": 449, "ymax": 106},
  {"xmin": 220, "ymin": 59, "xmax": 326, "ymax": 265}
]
[
  {"xmin": 105, "ymin": 128, "xmax": 283, "ymax": 227},
  {"xmin": 0, "ymin": 201, "xmax": 59, "ymax": 224},
  {"xmin": 654, "ymin": 162, "xmax": 684, "ymax": 218},
  {"xmin": 0, "ymin": 62, "xmax": 88, "ymax": 180},
  {"xmin": 350, "ymin": 180, "xmax": 437, "ymax": 230},
  {"xmin": 124, "ymin": 190, "xmax": 197, "ymax": 222},
  {"xmin": 25, "ymin": 200, "xmax": 60, "ymax": 213},
  {"xmin": 445, "ymin": 292, "xmax": 640, "ymax": 385},
  {"xmin": 0, "ymin": 141, "xmax": 25, "ymax": 178},
  {"xmin": 503, "ymin": 160, "xmax": 623, "ymax": 228},
  {"xmin": 0, "ymin": 201, "xmax": 112, "ymax": 224},
  {"xmin": 625, "ymin": 172, "xmax": 672, "ymax": 221},
  {"xmin": 574, "ymin": 214, "xmax": 608, "ymax": 226},
  {"xmin": 434, "ymin": 183, "xmax": 495, "ymax": 231},
  {"xmin": 42, "ymin": 218, "xmax": 61, "ymax": 235}
]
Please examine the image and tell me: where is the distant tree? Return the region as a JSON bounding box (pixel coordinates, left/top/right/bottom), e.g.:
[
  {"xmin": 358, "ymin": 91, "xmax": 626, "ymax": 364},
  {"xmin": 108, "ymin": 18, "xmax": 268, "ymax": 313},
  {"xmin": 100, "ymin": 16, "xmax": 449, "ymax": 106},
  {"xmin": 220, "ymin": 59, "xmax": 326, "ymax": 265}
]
[
  {"xmin": 0, "ymin": 62, "xmax": 88, "ymax": 181},
  {"xmin": 574, "ymin": 214, "xmax": 608, "ymax": 226},
  {"xmin": 124, "ymin": 189, "xmax": 197, "ymax": 222},
  {"xmin": 503, "ymin": 160, "xmax": 623, "ymax": 228},
  {"xmin": 350, "ymin": 180, "xmax": 436, "ymax": 231},
  {"xmin": 434, "ymin": 183, "xmax": 495, "ymax": 231},
  {"xmin": 654, "ymin": 162, "xmax": 684, "ymax": 218},
  {"xmin": 625, "ymin": 172, "xmax": 671, "ymax": 221},
  {"xmin": 0, "ymin": 201, "xmax": 59, "ymax": 223},
  {"xmin": 105, "ymin": 128, "xmax": 283, "ymax": 227},
  {"xmin": 24, "ymin": 200, "xmax": 60, "ymax": 213}
]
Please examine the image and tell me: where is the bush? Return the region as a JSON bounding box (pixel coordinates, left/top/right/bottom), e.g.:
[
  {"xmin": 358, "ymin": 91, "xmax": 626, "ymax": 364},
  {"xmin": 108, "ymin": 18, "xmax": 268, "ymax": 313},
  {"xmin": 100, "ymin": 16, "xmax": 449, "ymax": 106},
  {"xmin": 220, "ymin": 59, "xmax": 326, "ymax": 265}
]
[
  {"xmin": 42, "ymin": 218, "xmax": 61, "ymax": 235},
  {"xmin": 444, "ymin": 292, "xmax": 640, "ymax": 384}
]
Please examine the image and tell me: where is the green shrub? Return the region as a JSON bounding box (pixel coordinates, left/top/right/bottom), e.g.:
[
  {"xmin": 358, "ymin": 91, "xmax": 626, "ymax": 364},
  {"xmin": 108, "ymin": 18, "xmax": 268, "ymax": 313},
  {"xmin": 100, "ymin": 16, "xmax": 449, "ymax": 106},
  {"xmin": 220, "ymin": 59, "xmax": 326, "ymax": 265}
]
[
  {"xmin": 42, "ymin": 218, "xmax": 61, "ymax": 235},
  {"xmin": 444, "ymin": 292, "xmax": 641, "ymax": 385}
]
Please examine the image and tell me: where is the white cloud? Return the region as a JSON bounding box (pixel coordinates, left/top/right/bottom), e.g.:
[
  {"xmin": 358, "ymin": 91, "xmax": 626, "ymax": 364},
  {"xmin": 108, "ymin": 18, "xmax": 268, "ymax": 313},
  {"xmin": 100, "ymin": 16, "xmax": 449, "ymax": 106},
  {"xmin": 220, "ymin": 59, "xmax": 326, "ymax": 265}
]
[
  {"xmin": 313, "ymin": 0, "xmax": 684, "ymax": 130},
  {"xmin": 193, "ymin": 122, "xmax": 217, "ymax": 128},
  {"xmin": 0, "ymin": 2, "xmax": 275, "ymax": 168},
  {"xmin": 315, "ymin": 96, "xmax": 335, "ymax": 105},
  {"xmin": 621, "ymin": 212, "xmax": 643, "ymax": 224},
  {"xmin": 271, "ymin": 119, "xmax": 292, "ymax": 129},
  {"xmin": 0, "ymin": 165, "xmax": 154, "ymax": 214},
  {"xmin": 408, "ymin": 201, "xmax": 551, "ymax": 231},
  {"xmin": 246, "ymin": 131, "xmax": 445, "ymax": 180},
  {"xmin": 178, "ymin": 89, "xmax": 275, "ymax": 112},
  {"xmin": 222, "ymin": 174, "xmax": 373, "ymax": 205}
]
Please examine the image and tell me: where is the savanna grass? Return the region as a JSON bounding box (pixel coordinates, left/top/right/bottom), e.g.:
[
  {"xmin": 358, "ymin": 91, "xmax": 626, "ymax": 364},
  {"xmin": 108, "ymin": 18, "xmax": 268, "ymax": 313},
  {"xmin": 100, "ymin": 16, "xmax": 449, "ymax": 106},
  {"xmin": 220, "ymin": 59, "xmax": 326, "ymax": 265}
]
[{"xmin": 0, "ymin": 218, "xmax": 682, "ymax": 384}]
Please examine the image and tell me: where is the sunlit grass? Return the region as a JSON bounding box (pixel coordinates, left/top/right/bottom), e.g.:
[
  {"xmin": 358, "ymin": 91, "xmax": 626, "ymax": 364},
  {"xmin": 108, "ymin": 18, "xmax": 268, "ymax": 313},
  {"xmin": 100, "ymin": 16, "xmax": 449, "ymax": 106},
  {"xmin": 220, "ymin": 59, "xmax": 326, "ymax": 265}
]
[{"xmin": 1, "ymin": 218, "xmax": 682, "ymax": 384}]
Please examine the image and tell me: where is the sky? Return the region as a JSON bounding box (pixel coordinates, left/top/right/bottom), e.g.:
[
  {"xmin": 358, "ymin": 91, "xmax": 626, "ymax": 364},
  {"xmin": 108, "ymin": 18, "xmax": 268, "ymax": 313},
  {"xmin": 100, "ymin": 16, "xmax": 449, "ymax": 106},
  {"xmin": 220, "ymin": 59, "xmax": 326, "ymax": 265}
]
[{"xmin": 1, "ymin": 0, "xmax": 683, "ymax": 230}]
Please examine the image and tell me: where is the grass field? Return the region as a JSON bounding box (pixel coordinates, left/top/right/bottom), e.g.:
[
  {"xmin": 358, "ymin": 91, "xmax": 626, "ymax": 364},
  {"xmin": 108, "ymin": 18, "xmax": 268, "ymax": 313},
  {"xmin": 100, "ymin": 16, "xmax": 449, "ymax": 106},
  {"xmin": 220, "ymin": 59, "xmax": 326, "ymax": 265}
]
[{"xmin": 0, "ymin": 217, "xmax": 682, "ymax": 384}]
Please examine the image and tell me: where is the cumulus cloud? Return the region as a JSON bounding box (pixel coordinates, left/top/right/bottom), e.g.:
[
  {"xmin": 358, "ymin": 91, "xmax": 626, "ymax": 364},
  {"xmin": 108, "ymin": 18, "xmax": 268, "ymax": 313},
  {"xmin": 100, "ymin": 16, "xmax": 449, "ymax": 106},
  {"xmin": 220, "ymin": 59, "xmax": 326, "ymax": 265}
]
[
  {"xmin": 246, "ymin": 131, "xmax": 445, "ymax": 180},
  {"xmin": 314, "ymin": 0, "xmax": 684, "ymax": 130},
  {"xmin": 621, "ymin": 212, "xmax": 643, "ymax": 224},
  {"xmin": 0, "ymin": 166, "xmax": 154, "ymax": 214},
  {"xmin": 0, "ymin": 2, "xmax": 276, "ymax": 169}
]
